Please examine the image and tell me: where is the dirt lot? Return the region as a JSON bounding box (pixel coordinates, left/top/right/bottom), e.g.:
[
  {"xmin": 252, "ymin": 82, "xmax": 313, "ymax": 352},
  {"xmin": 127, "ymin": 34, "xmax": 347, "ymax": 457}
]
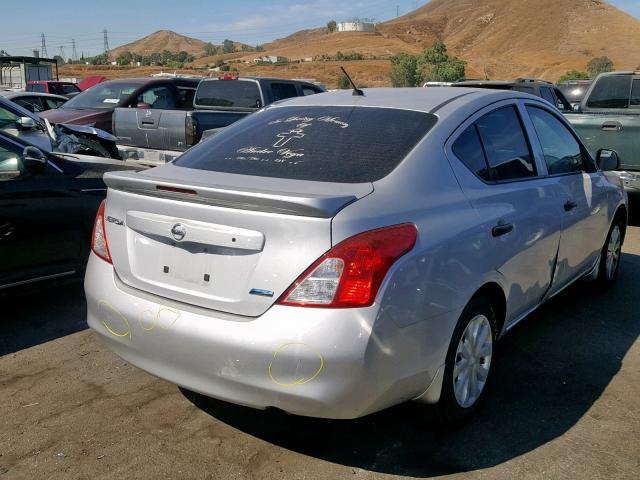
[{"xmin": 1, "ymin": 226, "xmax": 639, "ymax": 479}]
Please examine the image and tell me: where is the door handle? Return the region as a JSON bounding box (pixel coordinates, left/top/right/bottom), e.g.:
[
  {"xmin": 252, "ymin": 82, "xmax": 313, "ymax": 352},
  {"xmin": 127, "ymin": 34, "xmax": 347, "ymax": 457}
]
[
  {"xmin": 492, "ymin": 222, "xmax": 513, "ymax": 237},
  {"xmin": 0, "ymin": 222, "xmax": 15, "ymax": 241},
  {"xmin": 564, "ymin": 200, "xmax": 577, "ymax": 212},
  {"xmin": 601, "ymin": 121, "xmax": 623, "ymax": 132}
]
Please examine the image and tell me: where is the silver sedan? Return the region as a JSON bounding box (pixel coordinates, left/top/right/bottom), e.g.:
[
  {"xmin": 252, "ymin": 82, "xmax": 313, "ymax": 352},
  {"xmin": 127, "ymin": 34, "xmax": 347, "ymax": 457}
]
[{"xmin": 84, "ymin": 87, "xmax": 626, "ymax": 422}]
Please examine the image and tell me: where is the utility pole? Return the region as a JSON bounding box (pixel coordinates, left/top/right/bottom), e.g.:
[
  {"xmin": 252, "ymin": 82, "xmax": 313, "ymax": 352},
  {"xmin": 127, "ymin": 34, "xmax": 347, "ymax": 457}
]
[
  {"xmin": 103, "ymin": 28, "xmax": 110, "ymax": 56},
  {"xmin": 58, "ymin": 45, "xmax": 65, "ymax": 61},
  {"xmin": 41, "ymin": 33, "xmax": 48, "ymax": 58},
  {"xmin": 72, "ymin": 38, "xmax": 78, "ymax": 63}
]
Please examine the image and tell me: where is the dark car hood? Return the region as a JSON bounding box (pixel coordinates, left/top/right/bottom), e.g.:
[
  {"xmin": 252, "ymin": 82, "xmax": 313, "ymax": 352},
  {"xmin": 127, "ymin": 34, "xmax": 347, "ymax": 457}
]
[{"xmin": 40, "ymin": 108, "xmax": 109, "ymax": 125}]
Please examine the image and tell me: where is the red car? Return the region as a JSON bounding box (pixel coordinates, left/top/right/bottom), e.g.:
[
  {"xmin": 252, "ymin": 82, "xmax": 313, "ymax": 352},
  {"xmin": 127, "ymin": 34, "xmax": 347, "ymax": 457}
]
[{"xmin": 26, "ymin": 81, "xmax": 82, "ymax": 98}]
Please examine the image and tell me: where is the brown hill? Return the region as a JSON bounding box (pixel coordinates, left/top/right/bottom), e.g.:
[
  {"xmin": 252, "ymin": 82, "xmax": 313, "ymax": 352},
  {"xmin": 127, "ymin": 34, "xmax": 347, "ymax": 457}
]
[
  {"xmin": 110, "ymin": 30, "xmax": 208, "ymax": 59},
  {"xmin": 255, "ymin": 0, "xmax": 640, "ymax": 80},
  {"xmin": 378, "ymin": 0, "xmax": 640, "ymax": 79}
]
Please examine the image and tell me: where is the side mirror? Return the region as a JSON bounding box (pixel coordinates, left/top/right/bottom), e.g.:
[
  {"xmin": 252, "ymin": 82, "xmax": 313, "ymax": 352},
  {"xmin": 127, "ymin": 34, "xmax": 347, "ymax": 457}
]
[
  {"xmin": 17, "ymin": 116, "xmax": 38, "ymax": 130},
  {"xmin": 255, "ymin": 99, "xmax": 262, "ymax": 109},
  {"xmin": 22, "ymin": 146, "xmax": 48, "ymax": 174},
  {"xmin": 136, "ymin": 102, "xmax": 152, "ymax": 109},
  {"xmin": 596, "ymin": 149, "xmax": 619, "ymax": 171}
]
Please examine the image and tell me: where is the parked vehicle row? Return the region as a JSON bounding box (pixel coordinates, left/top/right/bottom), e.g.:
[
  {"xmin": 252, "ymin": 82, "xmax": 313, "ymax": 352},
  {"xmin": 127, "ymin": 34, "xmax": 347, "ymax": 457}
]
[
  {"xmin": 114, "ymin": 76, "xmax": 325, "ymax": 162},
  {"xmin": 85, "ymin": 87, "xmax": 626, "ymax": 423}
]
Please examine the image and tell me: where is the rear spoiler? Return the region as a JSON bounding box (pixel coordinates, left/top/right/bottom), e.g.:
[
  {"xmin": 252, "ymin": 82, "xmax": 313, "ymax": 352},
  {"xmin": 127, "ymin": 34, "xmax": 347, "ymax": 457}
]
[{"xmin": 103, "ymin": 170, "xmax": 368, "ymax": 218}]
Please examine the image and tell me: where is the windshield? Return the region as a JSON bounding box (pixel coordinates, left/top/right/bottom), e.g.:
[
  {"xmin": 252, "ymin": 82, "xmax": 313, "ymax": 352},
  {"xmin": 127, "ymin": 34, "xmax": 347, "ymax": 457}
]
[
  {"xmin": 61, "ymin": 82, "xmax": 139, "ymax": 110},
  {"xmin": 174, "ymin": 106, "xmax": 438, "ymax": 183}
]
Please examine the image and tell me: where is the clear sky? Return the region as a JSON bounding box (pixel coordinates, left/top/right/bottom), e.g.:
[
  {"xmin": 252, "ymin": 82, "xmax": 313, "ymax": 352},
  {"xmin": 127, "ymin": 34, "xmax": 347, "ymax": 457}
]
[{"xmin": 1, "ymin": 0, "xmax": 639, "ymax": 58}]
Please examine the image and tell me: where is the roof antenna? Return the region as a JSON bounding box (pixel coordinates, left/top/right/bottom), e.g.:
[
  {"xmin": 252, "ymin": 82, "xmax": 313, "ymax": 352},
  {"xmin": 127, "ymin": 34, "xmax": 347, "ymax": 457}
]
[{"xmin": 340, "ymin": 66, "xmax": 364, "ymax": 96}]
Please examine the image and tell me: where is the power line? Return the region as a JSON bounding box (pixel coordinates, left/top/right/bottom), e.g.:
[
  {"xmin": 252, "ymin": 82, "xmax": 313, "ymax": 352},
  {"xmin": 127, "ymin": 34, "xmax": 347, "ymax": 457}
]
[
  {"xmin": 40, "ymin": 33, "xmax": 48, "ymax": 57},
  {"xmin": 103, "ymin": 28, "xmax": 110, "ymax": 55}
]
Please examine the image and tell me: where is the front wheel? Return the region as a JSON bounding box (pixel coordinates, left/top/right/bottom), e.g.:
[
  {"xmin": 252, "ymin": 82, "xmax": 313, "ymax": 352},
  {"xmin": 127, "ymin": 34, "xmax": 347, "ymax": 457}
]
[
  {"xmin": 435, "ymin": 296, "xmax": 497, "ymax": 425},
  {"xmin": 596, "ymin": 219, "xmax": 624, "ymax": 287},
  {"xmin": 75, "ymin": 137, "xmax": 113, "ymax": 158}
]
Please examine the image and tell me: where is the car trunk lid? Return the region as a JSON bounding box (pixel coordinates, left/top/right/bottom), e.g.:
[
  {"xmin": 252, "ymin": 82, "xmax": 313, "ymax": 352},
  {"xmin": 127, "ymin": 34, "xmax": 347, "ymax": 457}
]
[{"xmin": 103, "ymin": 164, "xmax": 372, "ymax": 317}]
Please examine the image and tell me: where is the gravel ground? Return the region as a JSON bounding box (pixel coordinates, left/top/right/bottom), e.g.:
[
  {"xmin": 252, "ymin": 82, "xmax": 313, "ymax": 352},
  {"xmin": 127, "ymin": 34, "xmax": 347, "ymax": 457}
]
[{"xmin": 1, "ymin": 228, "xmax": 639, "ymax": 480}]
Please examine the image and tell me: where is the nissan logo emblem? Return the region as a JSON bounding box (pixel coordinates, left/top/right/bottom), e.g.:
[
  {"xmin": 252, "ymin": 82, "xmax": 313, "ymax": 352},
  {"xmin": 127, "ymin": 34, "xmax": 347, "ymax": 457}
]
[{"xmin": 171, "ymin": 223, "xmax": 186, "ymax": 241}]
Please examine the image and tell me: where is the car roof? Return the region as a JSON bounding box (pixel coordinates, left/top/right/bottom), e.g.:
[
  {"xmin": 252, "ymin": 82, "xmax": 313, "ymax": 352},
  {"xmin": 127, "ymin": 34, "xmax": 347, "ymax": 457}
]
[
  {"xmin": 0, "ymin": 91, "xmax": 68, "ymax": 100},
  {"xmin": 268, "ymin": 87, "xmax": 531, "ymax": 113},
  {"xmin": 201, "ymin": 76, "xmax": 318, "ymax": 85}
]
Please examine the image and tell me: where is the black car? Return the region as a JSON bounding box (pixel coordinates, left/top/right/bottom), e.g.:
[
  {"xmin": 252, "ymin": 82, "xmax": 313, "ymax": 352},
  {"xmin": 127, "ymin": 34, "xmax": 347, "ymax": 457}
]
[
  {"xmin": 0, "ymin": 131, "xmax": 141, "ymax": 291},
  {"xmin": 452, "ymin": 79, "xmax": 573, "ymax": 112}
]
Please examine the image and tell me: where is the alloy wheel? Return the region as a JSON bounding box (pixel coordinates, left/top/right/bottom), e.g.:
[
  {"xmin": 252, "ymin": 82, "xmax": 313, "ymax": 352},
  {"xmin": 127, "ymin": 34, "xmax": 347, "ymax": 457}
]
[{"xmin": 453, "ymin": 314, "xmax": 493, "ymax": 408}]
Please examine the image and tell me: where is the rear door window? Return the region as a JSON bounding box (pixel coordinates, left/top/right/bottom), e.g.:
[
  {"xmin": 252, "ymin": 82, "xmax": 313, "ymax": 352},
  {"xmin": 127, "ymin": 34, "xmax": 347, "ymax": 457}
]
[
  {"xmin": 586, "ymin": 75, "xmax": 632, "ymax": 109},
  {"xmin": 540, "ymin": 87, "xmax": 556, "ymax": 105},
  {"xmin": 195, "ymin": 80, "xmax": 262, "ymax": 109},
  {"xmin": 452, "ymin": 125, "xmax": 491, "ymax": 181},
  {"xmin": 174, "ymin": 106, "xmax": 437, "ymax": 183},
  {"xmin": 475, "ymin": 106, "xmax": 536, "ymax": 181},
  {"xmin": 270, "ymin": 82, "xmax": 298, "ymax": 101}
]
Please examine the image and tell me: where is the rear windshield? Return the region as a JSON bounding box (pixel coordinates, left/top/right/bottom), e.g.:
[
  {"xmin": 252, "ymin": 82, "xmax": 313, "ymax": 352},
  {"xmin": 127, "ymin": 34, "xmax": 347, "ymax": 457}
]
[
  {"xmin": 174, "ymin": 106, "xmax": 437, "ymax": 183},
  {"xmin": 61, "ymin": 82, "xmax": 140, "ymax": 110},
  {"xmin": 195, "ymin": 80, "xmax": 262, "ymax": 110},
  {"xmin": 586, "ymin": 75, "xmax": 632, "ymax": 109},
  {"xmin": 26, "ymin": 84, "xmax": 46, "ymax": 93}
]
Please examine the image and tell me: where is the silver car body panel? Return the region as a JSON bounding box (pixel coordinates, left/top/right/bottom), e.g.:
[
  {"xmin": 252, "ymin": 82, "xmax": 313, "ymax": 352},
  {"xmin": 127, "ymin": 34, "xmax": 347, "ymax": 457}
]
[{"xmin": 85, "ymin": 88, "xmax": 627, "ymax": 418}]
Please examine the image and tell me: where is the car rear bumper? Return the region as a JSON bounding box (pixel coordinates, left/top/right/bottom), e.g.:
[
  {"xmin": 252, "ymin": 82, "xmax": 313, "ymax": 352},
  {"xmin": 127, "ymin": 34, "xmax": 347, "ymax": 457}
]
[{"xmin": 84, "ymin": 253, "xmax": 444, "ymax": 419}]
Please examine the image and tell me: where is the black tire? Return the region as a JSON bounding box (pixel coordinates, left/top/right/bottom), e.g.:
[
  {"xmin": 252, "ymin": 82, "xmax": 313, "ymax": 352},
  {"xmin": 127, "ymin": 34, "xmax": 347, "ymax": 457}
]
[
  {"xmin": 595, "ymin": 217, "xmax": 625, "ymax": 288},
  {"xmin": 435, "ymin": 296, "xmax": 497, "ymax": 425},
  {"xmin": 75, "ymin": 137, "xmax": 113, "ymax": 158}
]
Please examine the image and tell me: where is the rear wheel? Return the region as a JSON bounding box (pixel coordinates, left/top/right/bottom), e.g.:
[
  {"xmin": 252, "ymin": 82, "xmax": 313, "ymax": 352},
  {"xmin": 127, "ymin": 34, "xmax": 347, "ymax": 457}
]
[
  {"xmin": 596, "ymin": 218, "xmax": 624, "ymax": 287},
  {"xmin": 436, "ymin": 296, "xmax": 497, "ymax": 425}
]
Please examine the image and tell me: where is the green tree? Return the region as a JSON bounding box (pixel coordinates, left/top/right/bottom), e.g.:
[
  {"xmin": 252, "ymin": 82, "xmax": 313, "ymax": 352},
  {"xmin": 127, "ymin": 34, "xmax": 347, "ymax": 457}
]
[
  {"xmin": 255, "ymin": 44, "xmax": 265, "ymax": 52},
  {"xmin": 116, "ymin": 51, "xmax": 134, "ymax": 66},
  {"xmin": 0, "ymin": 50, "xmax": 10, "ymax": 57},
  {"xmin": 389, "ymin": 53, "xmax": 424, "ymax": 87},
  {"xmin": 338, "ymin": 72, "xmax": 351, "ymax": 89},
  {"xmin": 204, "ymin": 42, "xmax": 218, "ymax": 56},
  {"xmin": 222, "ymin": 39, "xmax": 235, "ymax": 54},
  {"xmin": 327, "ymin": 20, "xmax": 337, "ymax": 33},
  {"xmin": 557, "ymin": 70, "xmax": 590, "ymax": 83},
  {"xmin": 419, "ymin": 41, "xmax": 466, "ymax": 82},
  {"xmin": 586, "ymin": 56, "xmax": 614, "ymax": 78}
]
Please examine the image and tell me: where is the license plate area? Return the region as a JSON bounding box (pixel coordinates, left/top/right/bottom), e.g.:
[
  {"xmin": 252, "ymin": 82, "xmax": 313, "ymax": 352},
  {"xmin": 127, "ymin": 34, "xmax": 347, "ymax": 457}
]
[{"xmin": 128, "ymin": 232, "xmax": 259, "ymax": 301}]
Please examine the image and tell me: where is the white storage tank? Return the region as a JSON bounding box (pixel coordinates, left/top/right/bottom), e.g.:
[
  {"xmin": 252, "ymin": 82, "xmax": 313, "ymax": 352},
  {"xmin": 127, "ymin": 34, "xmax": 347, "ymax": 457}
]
[{"xmin": 337, "ymin": 21, "xmax": 375, "ymax": 33}]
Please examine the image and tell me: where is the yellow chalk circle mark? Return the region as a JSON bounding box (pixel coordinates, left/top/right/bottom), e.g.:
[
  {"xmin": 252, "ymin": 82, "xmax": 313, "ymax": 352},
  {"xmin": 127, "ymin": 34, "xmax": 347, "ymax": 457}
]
[
  {"xmin": 97, "ymin": 299, "xmax": 131, "ymax": 340},
  {"xmin": 268, "ymin": 342, "xmax": 324, "ymax": 388},
  {"xmin": 156, "ymin": 306, "xmax": 181, "ymax": 330},
  {"xmin": 139, "ymin": 309, "xmax": 157, "ymax": 331}
]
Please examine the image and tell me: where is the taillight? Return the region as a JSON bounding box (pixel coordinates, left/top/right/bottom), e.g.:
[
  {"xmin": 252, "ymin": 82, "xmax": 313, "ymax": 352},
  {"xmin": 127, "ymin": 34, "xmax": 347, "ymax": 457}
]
[
  {"xmin": 185, "ymin": 115, "xmax": 199, "ymax": 146},
  {"xmin": 91, "ymin": 200, "xmax": 112, "ymax": 264},
  {"xmin": 278, "ymin": 224, "xmax": 417, "ymax": 308}
]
